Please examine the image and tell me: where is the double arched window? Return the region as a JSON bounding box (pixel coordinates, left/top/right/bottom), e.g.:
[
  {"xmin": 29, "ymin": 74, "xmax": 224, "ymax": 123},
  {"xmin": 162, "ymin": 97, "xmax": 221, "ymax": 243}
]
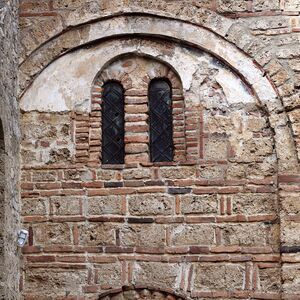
[{"xmin": 101, "ymin": 78, "xmax": 173, "ymax": 164}]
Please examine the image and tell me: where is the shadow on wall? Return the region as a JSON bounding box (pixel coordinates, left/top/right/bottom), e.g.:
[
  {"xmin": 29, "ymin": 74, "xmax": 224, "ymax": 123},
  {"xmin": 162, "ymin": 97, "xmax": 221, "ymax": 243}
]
[{"xmin": 0, "ymin": 119, "xmax": 5, "ymax": 298}]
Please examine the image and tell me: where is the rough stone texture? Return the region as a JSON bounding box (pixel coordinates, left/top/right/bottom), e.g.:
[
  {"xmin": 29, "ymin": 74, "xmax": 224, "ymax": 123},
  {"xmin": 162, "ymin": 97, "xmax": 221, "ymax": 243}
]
[
  {"xmin": 194, "ymin": 263, "xmax": 245, "ymax": 290},
  {"xmin": 133, "ymin": 262, "xmax": 181, "ymax": 289},
  {"xmin": 0, "ymin": 0, "xmax": 20, "ymax": 299},
  {"xmin": 9, "ymin": 0, "xmax": 300, "ymax": 299}
]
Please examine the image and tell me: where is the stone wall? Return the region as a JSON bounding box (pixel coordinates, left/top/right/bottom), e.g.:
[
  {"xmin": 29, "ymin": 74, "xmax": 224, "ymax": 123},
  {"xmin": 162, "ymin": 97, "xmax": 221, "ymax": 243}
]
[
  {"xmin": 18, "ymin": 0, "xmax": 299, "ymax": 299},
  {"xmin": 0, "ymin": 0, "xmax": 21, "ymax": 299},
  {"xmin": 0, "ymin": 121, "xmax": 5, "ymax": 298}
]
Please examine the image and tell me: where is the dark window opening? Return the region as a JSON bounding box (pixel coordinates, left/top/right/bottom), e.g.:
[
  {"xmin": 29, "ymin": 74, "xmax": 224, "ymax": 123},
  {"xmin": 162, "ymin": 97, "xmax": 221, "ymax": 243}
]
[
  {"xmin": 149, "ymin": 79, "xmax": 173, "ymax": 162},
  {"xmin": 101, "ymin": 82, "xmax": 125, "ymax": 164}
]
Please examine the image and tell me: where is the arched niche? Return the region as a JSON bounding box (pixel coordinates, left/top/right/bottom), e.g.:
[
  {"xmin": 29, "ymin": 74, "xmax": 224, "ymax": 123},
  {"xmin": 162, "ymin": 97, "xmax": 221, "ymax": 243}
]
[
  {"xmin": 20, "ymin": 38, "xmax": 266, "ymax": 167},
  {"xmin": 19, "ymin": 14, "xmax": 298, "ymax": 172},
  {"xmin": 0, "ymin": 119, "xmax": 5, "ymax": 298}
]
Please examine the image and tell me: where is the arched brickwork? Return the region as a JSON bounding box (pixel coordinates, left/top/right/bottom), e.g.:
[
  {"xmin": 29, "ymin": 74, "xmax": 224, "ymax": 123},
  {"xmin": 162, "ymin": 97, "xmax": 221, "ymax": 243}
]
[
  {"xmin": 19, "ymin": 3, "xmax": 300, "ymax": 165},
  {"xmin": 82, "ymin": 55, "xmax": 186, "ymax": 165},
  {"xmin": 18, "ymin": 3, "xmax": 300, "ymax": 299},
  {"xmin": 19, "ymin": 14, "xmax": 298, "ymax": 174}
]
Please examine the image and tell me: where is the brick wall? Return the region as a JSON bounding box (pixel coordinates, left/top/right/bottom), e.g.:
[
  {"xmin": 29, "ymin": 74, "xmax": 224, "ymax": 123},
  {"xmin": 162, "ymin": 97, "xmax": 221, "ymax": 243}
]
[{"xmin": 18, "ymin": 0, "xmax": 300, "ymax": 299}]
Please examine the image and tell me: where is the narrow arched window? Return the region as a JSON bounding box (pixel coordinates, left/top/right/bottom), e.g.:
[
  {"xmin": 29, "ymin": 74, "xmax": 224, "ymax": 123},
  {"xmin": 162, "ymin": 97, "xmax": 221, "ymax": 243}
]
[
  {"xmin": 149, "ymin": 79, "xmax": 173, "ymax": 162},
  {"xmin": 102, "ymin": 81, "xmax": 125, "ymax": 164}
]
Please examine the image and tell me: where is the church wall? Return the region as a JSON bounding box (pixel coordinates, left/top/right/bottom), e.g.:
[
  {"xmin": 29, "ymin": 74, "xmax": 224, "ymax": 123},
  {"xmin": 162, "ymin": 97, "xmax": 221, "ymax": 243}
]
[
  {"xmin": 0, "ymin": 0, "xmax": 21, "ymax": 299},
  {"xmin": 18, "ymin": 1, "xmax": 300, "ymax": 299}
]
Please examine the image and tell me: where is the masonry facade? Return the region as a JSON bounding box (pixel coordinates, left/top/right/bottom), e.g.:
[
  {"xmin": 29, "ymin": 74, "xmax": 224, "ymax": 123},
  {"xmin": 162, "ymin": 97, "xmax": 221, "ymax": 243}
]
[
  {"xmin": 0, "ymin": 0, "xmax": 296, "ymax": 299},
  {"xmin": 0, "ymin": 0, "xmax": 21, "ymax": 299}
]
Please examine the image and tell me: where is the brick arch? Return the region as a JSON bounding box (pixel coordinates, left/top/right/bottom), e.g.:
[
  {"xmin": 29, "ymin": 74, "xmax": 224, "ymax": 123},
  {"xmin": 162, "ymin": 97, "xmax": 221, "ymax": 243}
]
[
  {"xmin": 19, "ymin": 14, "xmax": 298, "ymax": 172},
  {"xmin": 98, "ymin": 285, "xmax": 187, "ymax": 300}
]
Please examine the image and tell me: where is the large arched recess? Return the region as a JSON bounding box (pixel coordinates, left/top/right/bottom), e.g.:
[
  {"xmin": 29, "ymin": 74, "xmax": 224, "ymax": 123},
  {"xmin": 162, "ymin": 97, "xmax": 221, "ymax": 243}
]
[{"xmin": 19, "ymin": 13, "xmax": 298, "ymax": 173}]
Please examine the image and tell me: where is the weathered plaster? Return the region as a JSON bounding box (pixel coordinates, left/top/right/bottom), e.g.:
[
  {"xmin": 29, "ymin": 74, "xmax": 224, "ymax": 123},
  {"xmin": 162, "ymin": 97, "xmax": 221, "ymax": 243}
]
[{"xmin": 20, "ymin": 38, "xmax": 256, "ymax": 113}]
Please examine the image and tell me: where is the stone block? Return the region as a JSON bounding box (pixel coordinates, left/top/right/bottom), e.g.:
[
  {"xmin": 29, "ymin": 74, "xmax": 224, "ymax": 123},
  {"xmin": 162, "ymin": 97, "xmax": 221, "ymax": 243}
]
[
  {"xmin": 245, "ymin": 116, "xmax": 267, "ymax": 132},
  {"xmin": 125, "ymin": 143, "xmax": 148, "ymax": 154},
  {"xmin": 32, "ymin": 171, "xmax": 57, "ymax": 182},
  {"xmin": 217, "ymin": 0, "xmax": 249, "ymax": 12},
  {"xmin": 160, "ymin": 166, "xmax": 196, "ymax": 179},
  {"xmin": 87, "ymin": 195, "xmax": 122, "ymax": 215},
  {"xmin": 120, "ymin": 224, "xmax": 165, "ymax": 247},
  {"xmin": 95, "ymin": 263, "xmax": 122, "ymax": 287},
  {"xmin": 227, "ymin": 159, "xmax": 276, "ymax": 180},
  {"xmin": 234, "ymin": 138, "xmax": 274, "ymax": 163},
  {"xmin": 205, "ymin": 115, "xmax": 234, "ymax": 133},
  {"xmin": 248, "ymin": 17, "xmax": 289, "ymax": 30},
  {"xmin": 198, "ymin": 165, "xmax": 225, "ymax": 179},
  {"xmin": 194, "ymin": 263, "xmax": 245, "ymax": 290},
  {"xmin": 52, "ymin": 0, "xmax": 83, "ymax": 9},
  {"xmin": 20, "ymin": 0, "xmax": 50, "ymax": 13},
  {"xmin": 281, "ymin": 221, "xmax": 300, "ymax": 247},
  {"xmin": 125, "ymin": 153, "xmax": 149, "ymax": 164},
  {"xmin": 128, "ymin": 194, "xmax": 175, "ymax": 216},
  {"xmin": 64, "ymin": 169, "xmax": 93, "ymax": 181},
  {"xmin": 221, "ymin": 223, "xmax": 271, "ymax": 246},
  {"xmin": 232, "ymin": 193, "xmax": 276, "ymax": 215},
  {"xmin": 258, "ymin": 267, "xmax": 281, "ymax": 292},
  {"xmin": 33, "ymin": 223, "xmax": 71, "ymax": 246},
  {"xmin": 285, "ymin": 0, "xmax": 300, "ymax": 10},
  {"xmin": 281, "ymin": 192, "xmax": 300, "ymax": 214},
  {"xmin": 181, "ymin": 194, "xmax": 218, "ymax": 214},
  {"xmin": 24, "ymin": 268, "xmax": 88, "ymax": 295},
  {"xmin": 122, "ymin": 168, "xmax": 151, "ymax": 180},
  {"xmin": 253, "ymin": 0, "xmax": 280, "ymax": 10},
  {"xmin": 22, "ymin": 198, "xmax": 47, "ymax": 216},
  {"xmin": 78, "ymin": 223, "xmax": 116, "ymax": 246},
  {"xmin": 51, "ymin": 196, "xmax": 81, "ymax": 215},
  {"xmin": 97, "ymin": 169, "xmax": 118, "ymax": 181},
  {"xmin": 133, "ymin": 262, "xmax": 180, "ymax": 289},
  {"xmin": 170, "ymin": 225, "xmax": 215, "ymax": 246},
  {"xmin": 204, "ymin": 138, "xmax": 228, "ymax": 160},
  {"xmin": 282, "ymin": 264, "xmax": 300, "ymax": 293}
]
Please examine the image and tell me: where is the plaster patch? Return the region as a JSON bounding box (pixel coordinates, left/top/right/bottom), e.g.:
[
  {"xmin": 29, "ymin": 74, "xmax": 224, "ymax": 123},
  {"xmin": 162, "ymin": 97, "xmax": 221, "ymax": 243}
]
[{"xmin": 20, "ymin": 38, "xmax": 257, "ymax": 113}]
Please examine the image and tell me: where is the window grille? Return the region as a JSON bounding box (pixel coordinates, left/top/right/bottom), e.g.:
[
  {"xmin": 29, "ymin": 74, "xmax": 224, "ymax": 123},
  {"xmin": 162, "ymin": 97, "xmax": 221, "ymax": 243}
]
[
  {"xmin": 101, "ymin": 81, "xmax": 125, "ymax": 164},
  {"xmin": 149, "ymin": 79, "xmax": 173, "ymax": 162}
]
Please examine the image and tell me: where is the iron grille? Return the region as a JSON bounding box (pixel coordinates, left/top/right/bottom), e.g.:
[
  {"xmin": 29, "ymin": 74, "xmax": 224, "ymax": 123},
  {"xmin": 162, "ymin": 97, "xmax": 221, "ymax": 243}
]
[
  {"xmin": 102, "ymin": 82, "xmax": 125, "ymax": 164},
  {"xmin": 149, "ymin": 79, "xmax": 173, "ymax": 162}
]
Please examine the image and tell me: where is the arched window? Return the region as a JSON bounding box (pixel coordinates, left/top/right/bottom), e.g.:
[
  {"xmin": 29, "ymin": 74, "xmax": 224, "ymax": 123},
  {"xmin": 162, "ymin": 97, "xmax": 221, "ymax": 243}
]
[
  {"xmin": 149, "ymin": 79, "xmax": 173, "ymax": 162},
  {"xmin": 101, "ymin": 81, "xmax": 125, "ymax": 164}
]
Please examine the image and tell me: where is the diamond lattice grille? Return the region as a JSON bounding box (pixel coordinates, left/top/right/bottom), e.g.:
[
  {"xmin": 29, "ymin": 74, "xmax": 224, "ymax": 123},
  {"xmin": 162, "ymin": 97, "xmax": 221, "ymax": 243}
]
[
  {"xmin": 102, "ymin": 82, "xmax": 125, "ymax": 164},
  {"xmin": 149, "ymin": 79, "xmax": 173, "ymax": 162}
]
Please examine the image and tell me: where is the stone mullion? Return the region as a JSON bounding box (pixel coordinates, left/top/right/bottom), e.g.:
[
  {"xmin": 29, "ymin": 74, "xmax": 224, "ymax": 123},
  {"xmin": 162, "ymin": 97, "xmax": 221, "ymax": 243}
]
[{"xmin": 124, "ymin": 92, "xmax": 149, "ymax": 164}]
